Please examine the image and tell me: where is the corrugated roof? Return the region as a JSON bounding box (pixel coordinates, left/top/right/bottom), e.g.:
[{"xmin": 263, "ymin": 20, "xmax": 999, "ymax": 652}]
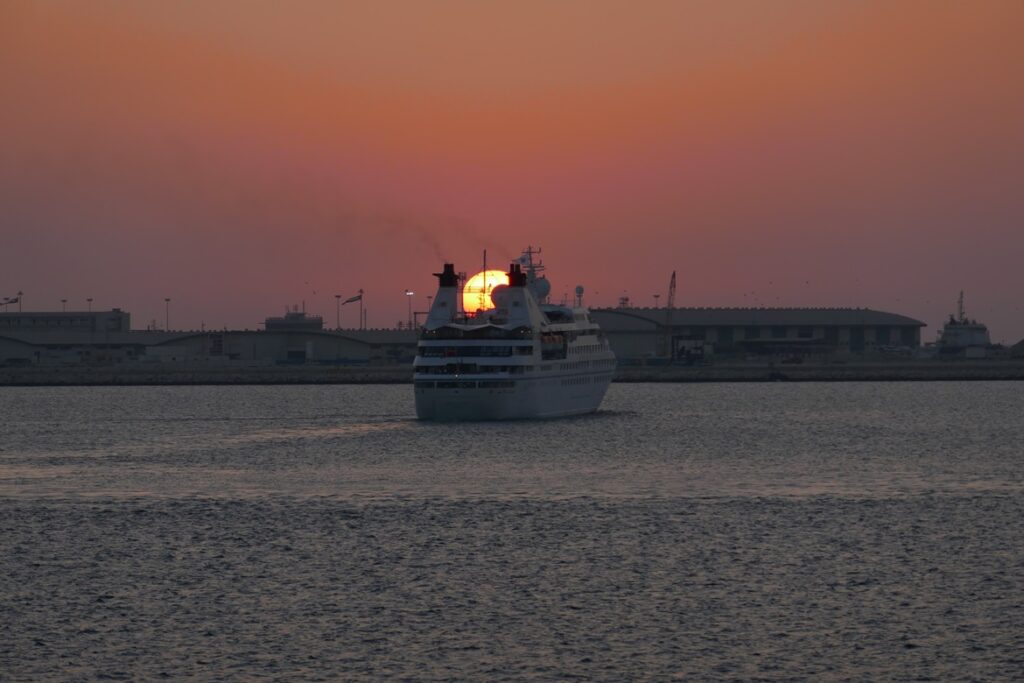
[{"xmin": 592, "ymin": 307, "xmax": 926, "ymax": 328}]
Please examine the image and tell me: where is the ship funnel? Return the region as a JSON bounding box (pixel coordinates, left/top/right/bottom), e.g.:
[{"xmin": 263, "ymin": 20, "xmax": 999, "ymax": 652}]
[
  {"xmin": 426, "ymin": 262, "xmax": 459, "ymax": 329},
  {"xmin": 434, "ymin": 263, "xmax": 459, "ymax": 288},
  {"xmin": 507, "ymin": 263, "xmax": 527, "ymax": 287}
]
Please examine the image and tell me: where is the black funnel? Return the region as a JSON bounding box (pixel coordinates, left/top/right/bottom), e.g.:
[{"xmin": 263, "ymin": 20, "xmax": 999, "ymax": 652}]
[{"xmin": 434, "ymin": 263, "xmax": 459, "ymax": 287}]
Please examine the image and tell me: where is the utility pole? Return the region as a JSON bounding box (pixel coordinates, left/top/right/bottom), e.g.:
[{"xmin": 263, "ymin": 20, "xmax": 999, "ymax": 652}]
[{"xmin": 664, "ymin": 271, "xmax": 676, "ymax": 359}]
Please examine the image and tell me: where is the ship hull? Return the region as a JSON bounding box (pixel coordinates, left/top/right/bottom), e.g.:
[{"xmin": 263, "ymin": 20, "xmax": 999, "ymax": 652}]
[{"xmin": 414, "ymin": 372, "xmax": 613, "ymax": 421}]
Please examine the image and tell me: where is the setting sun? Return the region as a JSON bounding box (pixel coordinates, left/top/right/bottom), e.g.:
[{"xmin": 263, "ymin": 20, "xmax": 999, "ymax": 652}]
[{"xmin": 462, "ymin": 269, "xmax": 510, "ymax": 314}]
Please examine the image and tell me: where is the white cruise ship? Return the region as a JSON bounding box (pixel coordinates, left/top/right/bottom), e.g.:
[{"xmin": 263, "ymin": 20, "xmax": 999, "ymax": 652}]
[{"xmin": 414, "ymin": 248, "xmax": 616, "ymax": 420}]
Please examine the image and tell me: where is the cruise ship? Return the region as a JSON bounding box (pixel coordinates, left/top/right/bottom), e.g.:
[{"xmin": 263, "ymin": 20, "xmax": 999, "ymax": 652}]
[{"xmin": 414, "ymin": 248, "xmax": 616, "ymax": 420}]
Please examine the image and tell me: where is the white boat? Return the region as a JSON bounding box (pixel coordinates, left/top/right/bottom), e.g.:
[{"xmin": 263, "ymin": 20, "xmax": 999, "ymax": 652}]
[
  {"xmin": 937, "ymin": 291, "xmax": 991, "ymax": 355},
  {"xmin": 414, "ymin": 248, "xmax": 616, "ymax": 420}
]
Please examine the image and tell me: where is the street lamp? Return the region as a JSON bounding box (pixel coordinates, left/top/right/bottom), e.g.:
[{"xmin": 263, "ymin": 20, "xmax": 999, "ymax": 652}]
[
  {"xmin": 86, "ymin": 298, "xmax": 92, "ymax": 312},
  {"xmin": 164, "ymin": 298, "xmax": 171, "ymax": 331},
  {"xmin": 61, "ymin": 298, "xmax": 67, "ymax": 312},
  {"xmin": 654, "ymin": 294, "xmax": 660, "ymax": 309},
  {"xmin": 405, "ymin": 289, "xmax": 415, "ymax": 329},
  {"xmin": 334, "ymin": 294, "xmax": 341, "ymax": 330}
]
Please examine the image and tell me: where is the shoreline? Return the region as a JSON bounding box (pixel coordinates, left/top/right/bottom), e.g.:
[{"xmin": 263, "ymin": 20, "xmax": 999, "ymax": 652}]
[{"xmin": 3, "ymin": 360, "xmax": 1024, "ymax": 386}]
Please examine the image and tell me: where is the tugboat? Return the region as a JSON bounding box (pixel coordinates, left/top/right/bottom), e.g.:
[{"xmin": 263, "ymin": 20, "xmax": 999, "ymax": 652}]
[
  {"xmin": 937, "ymin": 291, "xmax": 991, "ymax": 356},
  {"xmin": 413, "ymin": 247, "xmax": 616, "ymax": 420}
]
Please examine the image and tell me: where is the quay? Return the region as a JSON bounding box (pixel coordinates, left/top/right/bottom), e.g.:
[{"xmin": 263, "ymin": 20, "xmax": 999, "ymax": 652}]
[{"xmin": 3, "ymin": 360, "xmax": 1024, "ymax": 386}]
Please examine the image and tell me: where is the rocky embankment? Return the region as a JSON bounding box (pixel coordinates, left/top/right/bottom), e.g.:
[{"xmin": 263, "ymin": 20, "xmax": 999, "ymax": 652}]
[{"xmin": 3, "ymin": 360, "xmax": 1024, "ymax": 386}]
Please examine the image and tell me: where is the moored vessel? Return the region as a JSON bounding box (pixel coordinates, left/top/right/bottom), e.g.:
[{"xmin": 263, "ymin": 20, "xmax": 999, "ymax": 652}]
[
  {"xmin": 937, "ymin": 291, "xmax": 991, "ymax": 356},
  {"xmin": 414, "ymin": 248, "xmax": 616, "ymax": 420}
]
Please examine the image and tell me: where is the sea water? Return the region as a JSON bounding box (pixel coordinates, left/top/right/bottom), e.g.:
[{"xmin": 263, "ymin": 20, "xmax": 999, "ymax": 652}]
[{"xmin": 2, "ymin": 383, "xmax": 1022, "ymax": 680}]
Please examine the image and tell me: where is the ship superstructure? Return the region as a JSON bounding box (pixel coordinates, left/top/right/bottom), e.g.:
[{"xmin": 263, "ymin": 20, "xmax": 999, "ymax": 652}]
[
  {"xmin": 937, "ymin": 291, "xmax": 991, "ymax": 353},
  {"xmin": 414, "ymin": 248, "xmax": 616, "ymax": 420}
]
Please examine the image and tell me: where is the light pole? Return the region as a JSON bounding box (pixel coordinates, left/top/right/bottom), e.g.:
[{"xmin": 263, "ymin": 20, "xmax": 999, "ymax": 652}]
[
  {"xmin": 17, "ymin": 291, "xmax": 23, "ymax": 313},
  {"xmin": 334, "ymin": 294, "xmax": 341, "ymax": 330},
  {"xmin": 87, "ymin": 298, "xmax": 92, "ymax": 312},
  {"xmin": 61, "ymin": 298, "xmax": 67, "ymax": 312},
  {"xmin": 358, "ymin": 289, "xmax": 364, "ymax": 330},
  {"xmin": 405, "ymin": 289, "xmax": 414, "ymax": 329},
  {"xmin": 654, "ymin": 293, "xmax": 660, "ymax": 309},
  {"xmin": 164, "ymin": 298, "xmax": 170, "ymax": 331}
]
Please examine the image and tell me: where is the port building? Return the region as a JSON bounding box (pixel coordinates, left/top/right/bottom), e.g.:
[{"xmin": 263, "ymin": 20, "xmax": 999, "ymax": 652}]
[
  {"xmin": 590, "ymin": 307, "xmax": 926, "ymax": 360},
  {"xmin": 1, "ymin": 306, "xmax": 925, "ymax": 368},
  {"xmin": 0, "ymin": 310, "xmax": 416, "ymax": 367}
]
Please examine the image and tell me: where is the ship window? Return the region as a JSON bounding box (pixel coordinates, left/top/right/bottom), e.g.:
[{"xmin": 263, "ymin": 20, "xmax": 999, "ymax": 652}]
[{"xmin": 479, "ymin": 380, "xmax": 514, "ymax": 388}]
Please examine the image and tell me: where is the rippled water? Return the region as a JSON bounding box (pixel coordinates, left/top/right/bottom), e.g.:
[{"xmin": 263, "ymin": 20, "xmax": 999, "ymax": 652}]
[{"xmin": 2, "ymin": 383, "xmax": 1023, "ymax": 680}]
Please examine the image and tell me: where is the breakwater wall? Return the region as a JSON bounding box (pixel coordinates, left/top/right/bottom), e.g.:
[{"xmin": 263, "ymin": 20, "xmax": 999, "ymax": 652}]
[
  {"xmin": 614, "ymin": 361, "xmax": 1024, "ymax": 382},
  {"xmin": 2, "ymin": 361, "xmax": 1024, "ymax": 386},
  {"xmin": 0, "ymin": 365, "xmax": 413, "ymax": 386}
]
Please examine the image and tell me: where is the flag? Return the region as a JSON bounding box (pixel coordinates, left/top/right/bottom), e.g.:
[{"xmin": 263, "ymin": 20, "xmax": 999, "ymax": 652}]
[{"xmin": 342, "ymin": 294, "xmax": 362, "ymax": 304}]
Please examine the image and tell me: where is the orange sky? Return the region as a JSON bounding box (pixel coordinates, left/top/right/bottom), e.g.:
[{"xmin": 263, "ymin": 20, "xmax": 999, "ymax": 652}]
[{"xmin": 2, "ymin": 1, "xmax": 1023, "ymax": 340}]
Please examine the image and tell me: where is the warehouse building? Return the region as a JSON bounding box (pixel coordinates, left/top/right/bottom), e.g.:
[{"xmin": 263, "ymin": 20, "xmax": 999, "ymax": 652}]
[
  {"xmin": 0, "ymin": 310, "xmax": 416, "ymax": 367},
  {"xmin": 590, "ymin": 307, "xmax": 926, "ymax": 360},
  {"xmin": 2, "ymin": 306, "xmax": 927, "ymax": 368}
]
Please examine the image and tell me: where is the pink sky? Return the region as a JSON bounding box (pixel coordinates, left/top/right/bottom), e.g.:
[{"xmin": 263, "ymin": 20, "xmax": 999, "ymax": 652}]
[{"xmin": 2, "ymin": 1, "xmax": 1022, "ymax": 340}]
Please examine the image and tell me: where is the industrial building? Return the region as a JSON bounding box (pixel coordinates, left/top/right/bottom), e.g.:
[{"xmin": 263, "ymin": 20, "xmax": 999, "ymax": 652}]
[
  {"xmin": 1, "ymin": 305, "xmax": 927, "ymax": 369},
  {"xmin": 590, "ymin": 307, "xmax": 926, "ymax": 361},
  {"xmin": 0, "ymin": 310, "xmax": 417, "ymax": 367}
]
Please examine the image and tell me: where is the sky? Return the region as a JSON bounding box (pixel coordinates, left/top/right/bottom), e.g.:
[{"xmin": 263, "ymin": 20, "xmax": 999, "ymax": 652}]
[{"xmin": 1, "ymin": 0, "xmax": 1022, "ymax": 341}]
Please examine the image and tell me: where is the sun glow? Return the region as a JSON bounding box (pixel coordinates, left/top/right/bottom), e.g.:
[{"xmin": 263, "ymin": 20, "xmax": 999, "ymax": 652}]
[{"xmin": 462, "ymin": 269, "xmax": 510, "ymax": 314}]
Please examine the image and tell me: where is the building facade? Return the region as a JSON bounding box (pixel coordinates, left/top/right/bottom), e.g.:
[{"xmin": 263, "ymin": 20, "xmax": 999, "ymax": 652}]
[
  {"xmin": 590, "ymin": 307, "xmax": 926, "ymax": 360},
  {"xmin": 0, "ymin": 310, "xmax": 416, "ymax": 367},
  {"xmin": 1, "ymin": 306, "xmax": 928, "ymax": 368},
  {"xmin": 0, "ymin": 309, "xmax": 131, "ymax": 332}
]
